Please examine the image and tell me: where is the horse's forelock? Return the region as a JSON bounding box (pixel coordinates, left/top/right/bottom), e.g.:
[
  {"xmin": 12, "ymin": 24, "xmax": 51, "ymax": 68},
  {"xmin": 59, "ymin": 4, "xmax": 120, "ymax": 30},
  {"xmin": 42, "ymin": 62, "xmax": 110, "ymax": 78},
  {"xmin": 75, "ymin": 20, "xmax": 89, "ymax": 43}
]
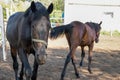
[{"xmin": 24, "ymin": 2, "xmax": 47, "ymax": 17}]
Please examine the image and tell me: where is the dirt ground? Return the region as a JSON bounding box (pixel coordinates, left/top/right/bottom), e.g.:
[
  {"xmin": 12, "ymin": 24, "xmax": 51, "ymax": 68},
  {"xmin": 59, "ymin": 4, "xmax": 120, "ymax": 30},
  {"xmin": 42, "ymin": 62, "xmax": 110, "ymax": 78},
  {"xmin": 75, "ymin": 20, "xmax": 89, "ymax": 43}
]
[{"xmin": 0, "ymin": 35, "xmax": 120, "ymax": 80}]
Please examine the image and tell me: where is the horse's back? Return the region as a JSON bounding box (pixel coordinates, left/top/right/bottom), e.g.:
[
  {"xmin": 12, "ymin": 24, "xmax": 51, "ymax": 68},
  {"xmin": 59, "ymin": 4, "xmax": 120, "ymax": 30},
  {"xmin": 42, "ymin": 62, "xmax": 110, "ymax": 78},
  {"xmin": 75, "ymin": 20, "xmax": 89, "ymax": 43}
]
[
  {"xmin": 71, "ymin": 21, "xmax": 85, "ymax": 35},
  {"xmin": 8, "ymin": 12, "xmax": 23, "ymax": 23},
  {"xmin": 6, "ymin": 12, "xmax": 24, "ymax": 47},
  {"xmin": 71, "ymin": 21, "xmax": 95, "ymax": 46}
]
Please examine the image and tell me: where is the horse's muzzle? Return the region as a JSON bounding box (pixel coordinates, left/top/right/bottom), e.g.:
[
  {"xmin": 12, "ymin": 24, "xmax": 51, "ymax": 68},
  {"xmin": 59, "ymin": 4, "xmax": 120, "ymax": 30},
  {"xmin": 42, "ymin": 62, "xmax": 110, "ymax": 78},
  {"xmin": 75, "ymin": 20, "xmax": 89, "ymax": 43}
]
[
  {"xmin": 36, "ymin": 53, "xmax": 47, "ymax": 65},
  {"xmin": 95, "ymin": 38, "xmax": 99, "ymax": 43},
  {"xmin": 39, "ymin": 55, "xmax": 46, "ymax": 65}
]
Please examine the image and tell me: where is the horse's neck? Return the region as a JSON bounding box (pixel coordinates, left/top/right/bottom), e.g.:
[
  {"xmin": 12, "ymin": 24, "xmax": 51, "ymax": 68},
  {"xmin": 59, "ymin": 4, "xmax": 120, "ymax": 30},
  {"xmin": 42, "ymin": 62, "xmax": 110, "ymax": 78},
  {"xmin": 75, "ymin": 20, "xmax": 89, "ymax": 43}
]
[
  {"xmin": 83, "ymin": 24, "xmax": 96, "ymax": 40},
  {"xmin": 17, "ymin": 15, "xmax": 31, "ymax": 43}
]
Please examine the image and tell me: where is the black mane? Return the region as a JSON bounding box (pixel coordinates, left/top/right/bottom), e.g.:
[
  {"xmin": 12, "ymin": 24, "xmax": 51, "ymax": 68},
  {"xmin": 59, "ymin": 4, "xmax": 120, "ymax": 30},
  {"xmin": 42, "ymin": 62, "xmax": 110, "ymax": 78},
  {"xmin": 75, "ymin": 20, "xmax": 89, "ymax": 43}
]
[{"xmin": 85, "ymin": 22, "xmax": 101, "ymax": 32}]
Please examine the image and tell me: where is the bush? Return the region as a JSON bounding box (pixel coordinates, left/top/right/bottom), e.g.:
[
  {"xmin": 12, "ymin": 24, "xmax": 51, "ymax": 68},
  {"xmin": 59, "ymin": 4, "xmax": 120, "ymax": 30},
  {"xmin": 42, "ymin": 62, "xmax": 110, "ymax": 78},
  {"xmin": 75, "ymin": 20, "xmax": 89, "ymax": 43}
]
[
  {"xmin": 101, "ymin": 30, "xmax": 120, "ymax": 36},
  {"xmin": 113, "ymin": 30, "xmax": 120, "ymax": 36},
  {"xmin": 50, "ymin": 10, "xmax": 63, "ymax": 23}
]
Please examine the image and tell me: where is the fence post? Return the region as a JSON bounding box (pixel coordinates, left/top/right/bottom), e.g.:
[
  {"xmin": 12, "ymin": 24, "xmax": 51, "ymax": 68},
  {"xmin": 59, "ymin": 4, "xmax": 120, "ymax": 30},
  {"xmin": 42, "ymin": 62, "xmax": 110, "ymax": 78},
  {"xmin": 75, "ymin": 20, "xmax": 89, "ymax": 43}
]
[{"xmin": 0, "ymin": 5, "xmax": 6, "ymax": 61}]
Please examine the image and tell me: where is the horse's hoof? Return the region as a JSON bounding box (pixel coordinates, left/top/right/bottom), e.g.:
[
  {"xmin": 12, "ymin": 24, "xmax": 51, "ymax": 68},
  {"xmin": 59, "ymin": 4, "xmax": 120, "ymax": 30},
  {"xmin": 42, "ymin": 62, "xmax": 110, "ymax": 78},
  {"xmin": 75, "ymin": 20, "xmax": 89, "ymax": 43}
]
[
  {"xmin": 80, "ymin": 62, "xmax": 82, "ymax": 66},
  {"xmin": 19, "ymin": 77, "xmax": 23, "ymax": 80},
  {"xmin": 89, "ymin": 71, "xmax": 93, "ymax": 74},
  {"xmin": 60, "ymin": 78, "xmax": 64, "ymax": 80},
  {"xmin": 76, "ymin": 73, "xmax": 80, "ymax": 78},
  {"xmin": 88, "ymin": 69, "xmax": 92, "ymax": 74},
  {"xmin": 77, "ymin": 75, "xmax": 80, "ymax": 78}
]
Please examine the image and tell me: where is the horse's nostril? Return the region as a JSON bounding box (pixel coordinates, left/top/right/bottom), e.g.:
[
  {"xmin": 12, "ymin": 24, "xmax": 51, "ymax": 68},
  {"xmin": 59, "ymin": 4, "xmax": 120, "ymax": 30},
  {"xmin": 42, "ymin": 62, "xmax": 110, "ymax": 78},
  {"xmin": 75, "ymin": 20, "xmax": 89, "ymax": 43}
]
[
  {"xmin": 39, "ymin": 57, "xmax": 46, "ymax": 65},
  {"xmin": 42, "ymin": 60, "xmax": 46, "ymax": 64},
  {"xmin": 45, "ymin": 45, "xmax": 47, "ymax": 48}
]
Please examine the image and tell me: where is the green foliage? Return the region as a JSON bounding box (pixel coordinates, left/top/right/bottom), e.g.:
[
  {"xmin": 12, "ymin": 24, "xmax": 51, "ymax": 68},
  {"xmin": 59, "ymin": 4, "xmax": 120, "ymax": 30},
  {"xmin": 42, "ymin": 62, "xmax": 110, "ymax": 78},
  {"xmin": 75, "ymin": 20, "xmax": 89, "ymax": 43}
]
[
  {"xmin": 50, "ymin": 10, "xmax": 63, "ymax": 23},
  {"xmin": 0, "ymin": 0, "xmax": 64, "ymax": 23},
  {"xmin": 0, "ymin": 1, "xmax": 29, "ymax": 19},
  {"xmin": 15, "ymin": 1, "xmax": 29, "ymax": 11},
  {"xmin": 0, "ymin": 2, "xmax": 9, "ymax": 8},
  {"xmin": 3, "ymin": 8, "xmax": 7, "ymax": 19},
  {"xmin": 53, "ymin": 0, "xmax": 64, "ymax": 11},
  {"xmin": 112, "ymin": 30, "xmax": 120, "ymax": 36},
  {"xmin": 101, "ymin": 31, "xmax": 110, "ymax": 35},
  {"xmin": 0, "ymin": 2, "xmax": 10, "ymax": 19},
  {"xmin": 101, "ymin": 30, "xmax": 120, "ymax": 36},
  {"xmin": 50, "ymin": 0, "xmax": 64, "ymax": 23},
  {"xmin": 50, "ymin": 10, "xmax": 62, "ymax": 18}
]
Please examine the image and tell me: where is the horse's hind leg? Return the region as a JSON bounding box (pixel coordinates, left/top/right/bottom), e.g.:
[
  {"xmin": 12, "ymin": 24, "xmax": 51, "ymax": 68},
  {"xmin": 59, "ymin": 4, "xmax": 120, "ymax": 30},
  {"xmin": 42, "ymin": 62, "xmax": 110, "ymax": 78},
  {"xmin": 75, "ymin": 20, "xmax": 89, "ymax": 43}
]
[
  {"xmin": 88, "ymin": 44, "xmax": 94, "ymax": 74},
  {"xmin": 61, "ymin": 45, "xmax": 80, "ymax": 80},
  {"xmin": 71, "ymin": 58, "xmax": 80, "ymax": 78},
  {"xmin": 10, "ymin": 45, "xmax": 19, "ymax": 80},
  {"xmin": 61, "ymin": 52, "xmax": 71, "ymax": 80},
  {"xmin": 80, "ymin": 46, "xmax": 85, "ymax": 66},
  {"xmin": 70, "ymin": 46, "xmax": 80, "ymax": 78}
]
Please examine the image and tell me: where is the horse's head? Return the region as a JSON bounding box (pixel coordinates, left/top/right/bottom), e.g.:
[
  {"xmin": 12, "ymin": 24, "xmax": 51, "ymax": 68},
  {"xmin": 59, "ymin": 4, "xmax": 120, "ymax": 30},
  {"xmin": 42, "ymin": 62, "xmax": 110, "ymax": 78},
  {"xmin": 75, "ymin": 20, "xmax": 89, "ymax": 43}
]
[
  {"xmin": 26, "ymin": 1, "xmax": 53, "ymax": 65},
  {"xmin": 94, "ymin": 21, "xmax": 102, "ymax": 43}
]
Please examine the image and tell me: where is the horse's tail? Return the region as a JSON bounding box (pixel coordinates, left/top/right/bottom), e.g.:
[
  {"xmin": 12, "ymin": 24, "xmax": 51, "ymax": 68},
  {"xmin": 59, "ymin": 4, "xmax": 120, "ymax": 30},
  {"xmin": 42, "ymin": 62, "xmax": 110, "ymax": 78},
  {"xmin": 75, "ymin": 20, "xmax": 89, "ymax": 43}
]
[{"xmin": 50, "ymin": 24, "xmax": 72, "ymax": 39}]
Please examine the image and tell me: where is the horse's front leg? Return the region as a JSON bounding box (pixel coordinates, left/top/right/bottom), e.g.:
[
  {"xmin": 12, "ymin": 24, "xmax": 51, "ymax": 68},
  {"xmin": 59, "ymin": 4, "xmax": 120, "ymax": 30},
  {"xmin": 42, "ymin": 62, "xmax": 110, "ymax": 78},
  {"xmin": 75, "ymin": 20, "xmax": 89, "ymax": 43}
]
[
  {"xmin": 19, "ymin": 63, "xmax": 24, "ymax": 80},
  {"xmin": 10, "ymin": 46, "xmax": 19, "ymax": 80},
  {"xmin": 18, "ymin": 48, "xmax": 32, "ymax": 80},
  {"xmin": 31, "ymin": 58, "xmax": 39, "ymax": 80},
  {"xmin": 88, "ymin": 43, "xmax": 94, "ymax": 74}
]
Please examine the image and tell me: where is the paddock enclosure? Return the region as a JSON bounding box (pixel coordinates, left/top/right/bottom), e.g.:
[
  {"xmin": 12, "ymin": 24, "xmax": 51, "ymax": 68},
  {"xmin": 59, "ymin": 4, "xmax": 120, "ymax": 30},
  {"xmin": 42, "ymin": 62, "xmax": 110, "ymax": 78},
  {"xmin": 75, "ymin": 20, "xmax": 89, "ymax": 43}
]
[
  {"xmin": 0, "ymin": 0, "xmax": 120, "ymax": 80},
  {"xmin": 0, "ymin": 35, "xmax": 120, "ymax": 80}
]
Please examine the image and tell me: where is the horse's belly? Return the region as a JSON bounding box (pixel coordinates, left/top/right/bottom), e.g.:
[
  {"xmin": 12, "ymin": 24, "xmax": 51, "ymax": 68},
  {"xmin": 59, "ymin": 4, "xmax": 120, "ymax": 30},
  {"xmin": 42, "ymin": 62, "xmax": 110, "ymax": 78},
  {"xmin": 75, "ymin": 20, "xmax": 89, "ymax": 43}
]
[{"xmin": 80, "ymin": 40, "xmax": 92, "ymax": 46}]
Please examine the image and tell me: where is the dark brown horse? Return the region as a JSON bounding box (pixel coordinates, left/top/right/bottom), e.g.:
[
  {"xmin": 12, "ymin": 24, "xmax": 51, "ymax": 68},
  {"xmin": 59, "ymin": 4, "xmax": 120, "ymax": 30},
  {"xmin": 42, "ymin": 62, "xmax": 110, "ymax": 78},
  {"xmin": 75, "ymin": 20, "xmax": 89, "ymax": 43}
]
[
  {"xmin": 50, "ymin": 21, "xmax": 102, "ymax": 80},
  {"xmin": 6, "ymin": 1, "xmax": 53, "ymax": 80}
]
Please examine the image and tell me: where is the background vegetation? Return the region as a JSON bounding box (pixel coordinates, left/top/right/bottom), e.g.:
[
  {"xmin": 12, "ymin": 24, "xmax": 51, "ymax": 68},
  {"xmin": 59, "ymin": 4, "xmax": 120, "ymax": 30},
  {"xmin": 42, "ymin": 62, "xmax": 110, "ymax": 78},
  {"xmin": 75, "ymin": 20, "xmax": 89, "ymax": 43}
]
[
  {"xmin": 0, "ymin": 0, "xmax": 120, "ymax": 35},
  {"xmin": 0, "ymin": 0, "xmax": 64, "ymax": 22},
  {"xmin": 101, "ymin": 30, "xmax": 120, "ymax": 36}
]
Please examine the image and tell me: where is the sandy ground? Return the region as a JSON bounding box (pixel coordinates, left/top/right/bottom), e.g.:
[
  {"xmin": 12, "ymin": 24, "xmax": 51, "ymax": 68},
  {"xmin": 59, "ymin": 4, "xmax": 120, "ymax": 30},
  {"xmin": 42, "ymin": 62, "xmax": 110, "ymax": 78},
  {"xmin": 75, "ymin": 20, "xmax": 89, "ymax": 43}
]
[{"xmin": 0, "ymin": 35, "xmax": 120, "ymax": 80}]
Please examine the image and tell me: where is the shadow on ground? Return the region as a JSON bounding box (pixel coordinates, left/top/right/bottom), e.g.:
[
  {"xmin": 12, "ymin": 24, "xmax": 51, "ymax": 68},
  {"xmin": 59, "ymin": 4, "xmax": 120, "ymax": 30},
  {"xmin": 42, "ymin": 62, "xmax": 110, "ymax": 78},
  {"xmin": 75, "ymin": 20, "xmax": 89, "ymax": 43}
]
[{"xmin": 0, "ymin": 47, "xmax": 120, "ymax": 80}]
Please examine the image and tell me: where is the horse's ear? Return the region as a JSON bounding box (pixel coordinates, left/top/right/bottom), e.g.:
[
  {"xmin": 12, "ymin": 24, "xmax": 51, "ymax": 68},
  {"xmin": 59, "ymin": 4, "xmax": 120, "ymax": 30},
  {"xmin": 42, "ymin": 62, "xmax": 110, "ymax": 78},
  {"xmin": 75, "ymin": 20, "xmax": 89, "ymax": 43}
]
[
  {"xmin": 30, "ymin": 1, "xmax": 36, "ymax": 13},
  {"xmin": 47, "ymin": 3, "xmax": 53, "ymax": 14},
  {"xmin": 99, "ymin": 21, "xmax": 102, "ymax": 25}
]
